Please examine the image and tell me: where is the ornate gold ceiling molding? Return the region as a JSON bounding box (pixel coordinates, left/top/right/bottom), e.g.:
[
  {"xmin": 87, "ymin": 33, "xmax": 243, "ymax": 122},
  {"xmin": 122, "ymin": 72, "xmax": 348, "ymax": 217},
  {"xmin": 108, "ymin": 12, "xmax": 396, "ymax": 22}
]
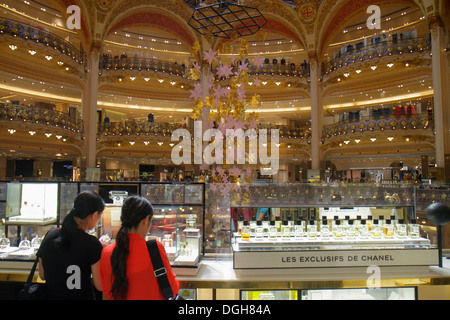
[{"xmin": 99, "ymin": 0, "xmax": 199, "ymax": 47}]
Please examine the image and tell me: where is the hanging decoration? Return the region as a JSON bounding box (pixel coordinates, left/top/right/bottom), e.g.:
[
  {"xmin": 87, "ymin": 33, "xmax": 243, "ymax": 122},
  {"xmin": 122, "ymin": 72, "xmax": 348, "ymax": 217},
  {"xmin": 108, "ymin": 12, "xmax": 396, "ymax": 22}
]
[{"xmin": 188, "ymin": 1, "xmax": 267, "ymax": 39}]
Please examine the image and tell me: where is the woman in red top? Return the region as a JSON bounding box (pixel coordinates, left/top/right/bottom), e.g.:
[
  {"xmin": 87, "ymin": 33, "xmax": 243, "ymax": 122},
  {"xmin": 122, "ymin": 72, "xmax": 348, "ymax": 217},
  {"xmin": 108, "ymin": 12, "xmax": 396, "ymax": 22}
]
[{"xmin": 100, "ymin": 196, "xmax": 179, "ymax": 300}]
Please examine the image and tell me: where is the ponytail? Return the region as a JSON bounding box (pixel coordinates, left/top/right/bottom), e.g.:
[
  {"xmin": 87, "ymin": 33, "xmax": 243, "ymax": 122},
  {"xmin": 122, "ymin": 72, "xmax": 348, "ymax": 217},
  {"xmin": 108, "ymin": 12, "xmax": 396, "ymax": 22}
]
[
  {"xmin": 110, "ymin": 196, "xmax": 153, "ymax": 300},
  {"xmin": 58, "ymin": 191, "xmax": 105, "ymax": 249}
]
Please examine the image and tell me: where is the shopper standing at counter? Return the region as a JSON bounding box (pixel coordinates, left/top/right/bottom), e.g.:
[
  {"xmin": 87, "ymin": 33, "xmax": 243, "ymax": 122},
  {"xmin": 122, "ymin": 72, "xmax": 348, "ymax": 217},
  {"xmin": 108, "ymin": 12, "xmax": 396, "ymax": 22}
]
[
  {"xmin": 38, "ymin": 191, "xmax": 105, "ymax": 299},
  {"xmin": 100, "ymin": 195, "xmax": 179, "ymax": 300}
]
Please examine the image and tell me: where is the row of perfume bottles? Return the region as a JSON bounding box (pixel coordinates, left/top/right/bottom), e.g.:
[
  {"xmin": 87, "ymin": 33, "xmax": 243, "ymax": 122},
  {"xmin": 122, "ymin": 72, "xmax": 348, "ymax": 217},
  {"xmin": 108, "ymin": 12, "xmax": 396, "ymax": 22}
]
[
  {"xmin": 0, "ymin": 235, "xmax": 42, "ymax": 250},
  {"xmin": 238, "ymin": 218, "xmax": 421, "ymax": 240}
]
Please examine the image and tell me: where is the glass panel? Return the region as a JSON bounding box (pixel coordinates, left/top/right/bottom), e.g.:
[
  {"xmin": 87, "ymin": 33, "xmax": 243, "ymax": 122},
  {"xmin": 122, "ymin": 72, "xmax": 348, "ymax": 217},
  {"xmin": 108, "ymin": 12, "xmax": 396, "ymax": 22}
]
[
  {"xmin": 301, "ymin": 288, "xmax": 416, "ymax": 300},
  {"xmin": 241, "ymin": 290, "xmax": 298, "ymax": 300}
]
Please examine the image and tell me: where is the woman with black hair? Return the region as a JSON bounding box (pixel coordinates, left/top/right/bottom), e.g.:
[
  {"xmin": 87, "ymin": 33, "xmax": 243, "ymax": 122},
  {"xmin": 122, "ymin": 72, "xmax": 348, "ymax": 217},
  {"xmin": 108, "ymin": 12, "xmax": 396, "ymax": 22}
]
[
  {"xmin": 38, "ymin": 191, "xmax": 105, "ymax": 299},
  {"xmin": 100, "ymin": 195, "xmax": 179, "ymax": 300}
]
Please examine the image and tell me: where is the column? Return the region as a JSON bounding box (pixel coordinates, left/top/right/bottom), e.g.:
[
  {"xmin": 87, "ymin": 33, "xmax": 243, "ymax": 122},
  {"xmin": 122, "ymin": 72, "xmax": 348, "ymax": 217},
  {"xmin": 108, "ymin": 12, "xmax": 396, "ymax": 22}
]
[
  {"xmin": 309, "ymin": 54, "xmax": 323, "ymax": 173},
  {"xmin": 429, "ymin": 16, "xmax": 450, "ymax": 182},
  {"xmin": 81, "ymin": 50, "xmax": 100, "ymax": 179}
]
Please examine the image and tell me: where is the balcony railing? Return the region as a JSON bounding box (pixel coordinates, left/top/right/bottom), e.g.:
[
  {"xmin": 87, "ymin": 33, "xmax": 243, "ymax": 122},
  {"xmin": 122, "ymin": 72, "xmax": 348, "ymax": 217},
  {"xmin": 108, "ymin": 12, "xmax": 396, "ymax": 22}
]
[
  {"xmin": 100, "ymin": 55, "xmax": 187, "ymax": 76},
  {"xmin": 322, "ymin": 113, "xmax": 434, "ymax": 140},
  {"xmin": 0, "ymin": 18, "xmax": 84, "ymax": 64},
  {"xmin": 322, "ymin": 35, "xmax": 431, "ymax": 75},
  {"xmin": 99, "ymin": 120, "xmax": 311, "ymax": 141},
  {"xmin": 0, "ymin": 104, "xmax": 83, "ymax": 134}
]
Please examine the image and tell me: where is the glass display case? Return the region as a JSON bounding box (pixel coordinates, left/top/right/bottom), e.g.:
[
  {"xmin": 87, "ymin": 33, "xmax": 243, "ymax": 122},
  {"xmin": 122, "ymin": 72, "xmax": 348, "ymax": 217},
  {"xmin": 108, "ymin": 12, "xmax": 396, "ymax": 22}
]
[
  {"xmin": 99, "ymin": 183, "xmax": 205, "ymax": 271},
  {"xmin": 5, "ymin": 183, "xmax": 58, "ymax": 225},
  {"xmin": 0, "ymin": 181, "xmax": 205, "ymax": 269},
  {"xmin": 241, "ymin": 288, "xmax": 416, "ymax": 300}
]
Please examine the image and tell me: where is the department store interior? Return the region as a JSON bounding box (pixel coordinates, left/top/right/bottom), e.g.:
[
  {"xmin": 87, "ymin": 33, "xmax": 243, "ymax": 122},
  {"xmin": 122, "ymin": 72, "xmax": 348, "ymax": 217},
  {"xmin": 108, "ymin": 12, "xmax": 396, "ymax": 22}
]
[{"xmin": 0, "ymin": 0, "xmax": 449, "ymax": 301}]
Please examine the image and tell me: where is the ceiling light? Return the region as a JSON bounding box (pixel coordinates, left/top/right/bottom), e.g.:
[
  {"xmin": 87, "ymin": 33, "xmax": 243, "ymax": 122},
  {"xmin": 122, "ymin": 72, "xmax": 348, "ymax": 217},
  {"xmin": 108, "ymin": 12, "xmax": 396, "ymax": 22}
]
[
  {"xmin": 169, "ymin": 143, "xmax": 175, "ymax": 147},
  {"xmin": 387, "ymin": 137, "xmax": 394, "ymax": 141},
  {"xmin": 144, "ymin": 77, "xmax": 150, "ymax": 82},
  {"xmin": 28, "ymin": 131, "xmax": 36, "ymax": 135},
  {"xmin": 144, "ymin": 141, "xmax": 149, "ymax": 145},
  {"xmin": 170, "ymin": 81, "xmax": 176, "ymax": 85},
  {"xmin": 387, "ymin": 63, "xmax": 394, "ymax": 68},
  {"xmin": 371, "ymin": 66, "xmax": 377, "ymax": 70},
  {"xmin": 262, "ymin": 81, "xmax": 267, "ymax": 85},
  {"xmin": 344, "ymin": 140, "xmax": 350, "ymax": 144},
  {"xmin": 370, "ymin": 138, "xmax": 376, "ymax": 142},
  {"xmin": 8, "ymin": 129, "xmax": 16, "ymax": 134},
  {"xmin": 130, "ymin": 76, "xmax": 136, "ymax": 81},
  {"xmin": 158, "ymin": 142, "xmax": 163, "ymax": 146},
  {"xmin": 275, "ymin": 82, "xmax": 281, "ymax": 86},
  {"xmin": 158, "ymin": 79, "xmax": 164, "ymax": 83},
  {"xmin": 354, "ymin": 139, "xmax": 360, "ymax": 143},
  {"xmin": 28, "ymin": 49, "xmax": 36, "ymax": 55},
  {"xmin": 130, "ymin": 141, "xmax": 135, "ymax": 145},
  {"xmin": 56, "ymin": 135, "xmax": 62, "ymax": 139},
  {"xmin": 57, "ymin": 61, "xmax": 64, "ymax": 66},
  {"xmin": 356, "ymin": 69, "xmax": 361, "ymax": 73},
  {"xmin": 45, "ymin": 55, "xmax": 53, "ymax": 61},
  {"xmin": 9, "ymin": 44, "xmax": 17, "ymax": 51},
  {"xmin": 45, "ymin": 133, "xmax": 52, "ymax": 137},
  {"xmin": 344, "ymin": 73, "xmax": 350, "ymax": 77}
]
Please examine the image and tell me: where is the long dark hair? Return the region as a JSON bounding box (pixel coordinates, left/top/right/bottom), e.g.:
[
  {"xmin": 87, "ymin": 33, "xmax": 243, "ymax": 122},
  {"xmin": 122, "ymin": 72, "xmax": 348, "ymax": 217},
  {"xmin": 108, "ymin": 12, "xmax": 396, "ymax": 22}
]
[
  {"xmin": 110, "ymin": 195, "xmax": 154, "ymax": 300},
  {"xmin": 58, "ymin": 191, "xmax": 105, "ymax": 249}
]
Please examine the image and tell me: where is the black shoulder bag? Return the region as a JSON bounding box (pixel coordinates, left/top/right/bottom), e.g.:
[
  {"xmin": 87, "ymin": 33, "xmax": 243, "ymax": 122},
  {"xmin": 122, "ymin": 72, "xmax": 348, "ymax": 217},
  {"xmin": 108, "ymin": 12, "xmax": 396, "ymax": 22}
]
[
  {"xmin": 16, "ymin": 250, "xmax": 48, "ymax": 300},
  {"xmin": 146, "ymin": 239, "xmax": 184, "ymax": 300}
]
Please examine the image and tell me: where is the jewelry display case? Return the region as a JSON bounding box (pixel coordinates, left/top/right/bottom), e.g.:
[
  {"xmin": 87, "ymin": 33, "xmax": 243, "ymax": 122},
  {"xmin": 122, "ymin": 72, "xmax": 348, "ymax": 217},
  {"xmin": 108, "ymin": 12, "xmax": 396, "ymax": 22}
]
[{"xmin": 0, "ymin": 181, "xmax": 205, "ymax": 271}]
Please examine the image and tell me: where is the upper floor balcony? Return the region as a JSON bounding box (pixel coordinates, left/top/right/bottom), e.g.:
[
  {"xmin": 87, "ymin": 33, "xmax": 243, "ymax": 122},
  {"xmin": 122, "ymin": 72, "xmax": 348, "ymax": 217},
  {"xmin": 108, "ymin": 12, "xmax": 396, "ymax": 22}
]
[
  {"xmin": 322, "ymin": 34, "xmax": 432, "ymax": 76},
  {"xmin": 0, "ymin": 103, "xmax": 83, "ymax": 137},
  {"xmin": 0, "ymin": 17, "xmax": 84, "ymax": 65},
  {"xmin": 322, "ymin": 112, "xmax": 434, "ymax": 143}
]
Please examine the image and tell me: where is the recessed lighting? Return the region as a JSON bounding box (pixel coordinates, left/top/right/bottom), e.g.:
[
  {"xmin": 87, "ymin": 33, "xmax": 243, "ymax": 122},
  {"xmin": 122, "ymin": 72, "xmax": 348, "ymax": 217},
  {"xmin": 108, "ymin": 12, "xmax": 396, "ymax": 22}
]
[
  {"xmin": 387, "ymin": 137, "xmax": 394, "ymax": 141},
  {"xmin": 158, "ymin": 142, "xmax": 163, "ymax": 146},
  {"xmin": 28, "ymin": 49, "xmax": 36, "ymax": 55},
  {"xmin": 371, "ymin": 66, "xmax": 377, "ymax": 70},
  {"xmin": 45, "ymin": 55, "xmax": 53, "ymax": 60},
  {"xmin": 387, "ymin": 63, "xmax": 394, "ymax": 68},
  {"xmin": 9, "ymin": 44, "xmax": 17, "ymax": 51},
  {"xmin": 356, "ymin": 69, "xmax": 361, "ymax": 73},
  {"xmin": 28, "ymin": 131, "xmax": 36, "ymax": 135},
  {"xmin": 45, "ymin": 133, "xmax": 52, "ymax": 137},
  {"xmin": 8, "ymin": 129, "xmax": 16, "ymax": 134},
  {"xmin": 370, "ymin": 138, "xmax": 377, "ymax": 142}
]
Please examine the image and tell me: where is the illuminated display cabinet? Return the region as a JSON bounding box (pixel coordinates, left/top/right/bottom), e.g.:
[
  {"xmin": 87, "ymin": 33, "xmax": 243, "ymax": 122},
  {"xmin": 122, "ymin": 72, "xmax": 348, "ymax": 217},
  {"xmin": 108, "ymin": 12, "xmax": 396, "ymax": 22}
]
[{"xmin": 0, "ymin": 182, "xmax": 205, "ymax": 272}]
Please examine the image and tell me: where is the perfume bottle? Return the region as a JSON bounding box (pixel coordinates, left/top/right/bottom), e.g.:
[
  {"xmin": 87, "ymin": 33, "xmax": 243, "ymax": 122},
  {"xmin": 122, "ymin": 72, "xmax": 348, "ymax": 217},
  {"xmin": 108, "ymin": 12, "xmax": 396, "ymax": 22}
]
[
  {"xmin": 383, "ymin": 219, "xmax": 394, "ymax": 239},
  {"xmin": 332, "ymin": 219, "xmax": 343, "ymax": 239},
  {"xmin": 250, "ymin": 219, "xmax": 257, "ymax": 236},
  {"xmin": 255, "ymin": 220, "xmax": 264, "ymax": 239},
  {"xmin": 367, "ymin": 215, "xmax": 373, "ymax": 230},
  {"xmin": 269, "ymin": 220, "xmax": 278, "ymax": 239},
  {"xmin": 378, "ymin": 215, "xmax": 385, "ymax": 226},
  {"xmin": 287, "ymin": 215, "xmax": 295, "ymax": 232},
  {"xmin": 320, "ymin": 219, "xmax": 331, "ymax": 240},
  {"xmin": 346, "ymin": 220, "xmax": 356, "ymax": 239},
  {"xmin": 332, "ymin": 216, "xmax": 340, "ymax": 228},
  {"xmin": 358, "ymin": 220, "xmax": 369, "ymax": 239},
  {"xmin": 241, "ymin": 220, "xmax": 250, "ymax": 240},
  {"xmin": 162, "ymin": 234, "xmax": 173, "ymax": 248},
  {"xmin": 307, "ymin": 220, "xmax": 317, "ymax": 239},
  {"xmin": 390, "ymin": 214, "xmax": 397, "ymax": 226},
  {"xmin": 275, "ymin": 216, "xmax": 282, "ymax": 233},
  {"xmin": 294, "ymin": 219, "xmax": 305, "ymax": 239},
  {"xmin": 343, "ymin": 216, "xmax": 351, "ymax": 229},
  {"xmin": 186, "ymin": 214, "xmax": 196, "ymax": 229},
  {"xmin": 31, "ymin": 236, "xmax": 41, "ymax": 248},
  {"xmin": 355, "ymin": 215, "xmax": 362, "ymax": 231},
  {"xmin": 370, "ymin": 219, "xmax": 382, "ymax": 239},
  {"xmin": 395, "ymin": 219, "xmax": 407, "ymax": 239},
  {"xmin": 408, "ymin": 219, "xmax": 420, "ymax": 238},
  {"xmin": 282, "ymin": 220, "xmax": 291, "ymax": 239},
  {"xmin": 237, "ymin": 219, "xmax": 243, "ymax": 235}
]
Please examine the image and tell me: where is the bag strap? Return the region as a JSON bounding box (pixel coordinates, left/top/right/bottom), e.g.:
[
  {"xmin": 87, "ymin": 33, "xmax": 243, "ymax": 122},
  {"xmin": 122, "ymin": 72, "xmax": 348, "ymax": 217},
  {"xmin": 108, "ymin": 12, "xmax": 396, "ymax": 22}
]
[
  {"xmin": 25, "ymin": 229, "xmax": 51, "ymax": 287},
  {"xmin": 146, "ymin": 239, "xmax": 174, "ymax": 300}
]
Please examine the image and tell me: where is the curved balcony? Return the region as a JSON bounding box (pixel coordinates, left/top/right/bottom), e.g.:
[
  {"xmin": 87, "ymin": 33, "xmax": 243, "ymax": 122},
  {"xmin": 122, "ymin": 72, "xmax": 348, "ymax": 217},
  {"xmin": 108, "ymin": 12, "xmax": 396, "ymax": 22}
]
[
  {"xmin": 322, "ymin": 113, "xmax": 434, "ymax": 141},
  {"xmin": 322, "ymin": 35, "xmax": 431, "ymax": 76},
  {"xmin": 99, "ymin": 120, "xmax": 311, "ymax": 142},
  {"xmin": 0, "ymin": 104, "xmax": 83, "ymax": 136},
  {"xmin": 100, "ymin": 55, "xmax": 187, "ymax": 77},
  {"xmin": 0, "ymin": 18, "xmax": 84, "ymax": 65}
]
